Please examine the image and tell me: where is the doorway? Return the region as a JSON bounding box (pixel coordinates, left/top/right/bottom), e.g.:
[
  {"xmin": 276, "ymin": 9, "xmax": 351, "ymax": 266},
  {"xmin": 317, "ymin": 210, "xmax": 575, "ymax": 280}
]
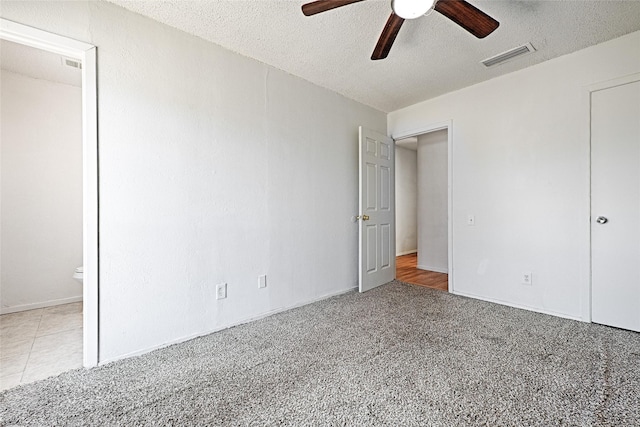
[
  {"xmin": 590, "ymin": 74, "xmax": 640, "ymax": 332},
  {"xmin": 0, "ymin": 19, "xmax": 99, "ymax": 374},
  {"xmin": 394, "ymin": 123, "xmax": 452, "ymax": 292},
  {"xmin": 0, "ymin": 39, "xmax": 84, "ymax": 388}
]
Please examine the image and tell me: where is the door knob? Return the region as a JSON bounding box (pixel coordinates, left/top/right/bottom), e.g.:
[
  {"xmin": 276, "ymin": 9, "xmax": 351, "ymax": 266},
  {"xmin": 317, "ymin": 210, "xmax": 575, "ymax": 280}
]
[
  {"xmin": 596, "ymin": 216, "xmax": 608, "ymax": 224},
  {"xmin": 357, "ymin": 214, "xmax": 370, "ymax": 221}
]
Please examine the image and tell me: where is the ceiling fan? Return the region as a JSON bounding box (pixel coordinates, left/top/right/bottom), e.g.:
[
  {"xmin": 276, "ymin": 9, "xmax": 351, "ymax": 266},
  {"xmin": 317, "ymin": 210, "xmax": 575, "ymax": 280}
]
[{"xmin": 301, "ymin": 0, "xmax": 499, "ymax": 60}]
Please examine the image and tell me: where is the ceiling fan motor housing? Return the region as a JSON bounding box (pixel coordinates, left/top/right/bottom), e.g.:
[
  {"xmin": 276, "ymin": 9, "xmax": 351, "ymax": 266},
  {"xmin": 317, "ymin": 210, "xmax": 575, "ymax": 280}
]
[{"xmin": 392, "ymin": 0, "xmax": 436, "ymax": 20}]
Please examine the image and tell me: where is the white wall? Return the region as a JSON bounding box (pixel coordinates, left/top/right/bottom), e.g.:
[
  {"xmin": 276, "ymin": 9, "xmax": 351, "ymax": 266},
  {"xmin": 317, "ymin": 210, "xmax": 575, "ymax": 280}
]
[
  {"xmin": 417, "ymin": 130, "xmax": 448, "ymax": 273},
  {"xmin": 1, "ymin": 70, "xmax": 83, "ymax": 313},
  {"xmin": 395, "ymin": 146, "xmax": 417, "ymax": 255},
  {"xmin": 0, "ymin": 1, "xmax": 386, "ymax": 362},
  {"xmin": 389, "ymin": 30, "xmax": 640, "ymax": 321}
]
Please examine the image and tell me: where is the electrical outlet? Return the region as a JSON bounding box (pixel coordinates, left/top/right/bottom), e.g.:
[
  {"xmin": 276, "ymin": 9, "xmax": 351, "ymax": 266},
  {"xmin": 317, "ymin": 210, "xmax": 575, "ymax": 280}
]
[
  {"xmin": 258, "ymin": 275, "xmax": 267, "ymax": 289},
  {"xmin": 522, "ymin": 272, "xmax": 532, "ymax": 285},
  {"xmin": 216, "ymin": 283, "xmax": 227, "ymax": 300}
]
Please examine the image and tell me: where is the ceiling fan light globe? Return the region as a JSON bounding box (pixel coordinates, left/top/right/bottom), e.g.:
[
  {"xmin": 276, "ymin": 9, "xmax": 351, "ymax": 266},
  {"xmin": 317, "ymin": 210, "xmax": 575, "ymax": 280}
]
[{"xmin": 391, "ymin": 0, "xmax": 435, "ymax": 20}]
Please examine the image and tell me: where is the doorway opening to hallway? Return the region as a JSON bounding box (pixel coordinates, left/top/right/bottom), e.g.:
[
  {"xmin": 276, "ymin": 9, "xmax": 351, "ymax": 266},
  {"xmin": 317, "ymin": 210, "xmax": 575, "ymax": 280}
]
[{"xmin": 395, "ymin": 125, "xmax": 450, "ymax": 292}]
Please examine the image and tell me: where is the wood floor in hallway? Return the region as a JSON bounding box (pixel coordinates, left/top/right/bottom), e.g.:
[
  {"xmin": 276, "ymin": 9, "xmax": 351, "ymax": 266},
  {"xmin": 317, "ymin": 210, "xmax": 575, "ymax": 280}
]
[{"xmin": 396, "ymin": 253, "xmax": 448, "ymax": 292}]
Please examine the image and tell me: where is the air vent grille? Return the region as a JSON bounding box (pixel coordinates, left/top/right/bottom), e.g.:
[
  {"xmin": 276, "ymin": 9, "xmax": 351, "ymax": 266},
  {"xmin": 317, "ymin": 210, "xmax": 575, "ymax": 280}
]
[
  {"xmin": 481, "ymin": 43, "xmax": 535, "ymax": 67},
  {"xmin": 62, "ymin": 57, "xmax": 82, "ymax": 69}
]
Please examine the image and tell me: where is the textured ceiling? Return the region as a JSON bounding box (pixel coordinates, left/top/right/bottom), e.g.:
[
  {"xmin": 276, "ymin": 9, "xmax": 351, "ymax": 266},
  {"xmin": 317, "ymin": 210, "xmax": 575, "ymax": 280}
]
[
  {"xmin": 109, "ymin": 0, "xmax": 640, "ymax": 112},
  {"xmin": 0, "ymin": 39, "xmax": 82, "ymax": 87}
]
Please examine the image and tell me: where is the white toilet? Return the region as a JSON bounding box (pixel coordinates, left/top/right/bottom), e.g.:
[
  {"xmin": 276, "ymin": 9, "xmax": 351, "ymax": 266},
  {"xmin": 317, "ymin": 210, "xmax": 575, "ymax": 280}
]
[{"xmin": 73, "ymin": 266, "xmax": 83, "ymax": 284}]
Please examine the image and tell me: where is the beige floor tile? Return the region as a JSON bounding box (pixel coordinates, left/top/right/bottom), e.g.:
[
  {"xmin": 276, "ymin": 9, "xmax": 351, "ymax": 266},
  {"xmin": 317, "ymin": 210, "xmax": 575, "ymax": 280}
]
[
  {"xmin": 0, "ymin": 373, "xmax": 23, "ymax": 391},
  {"xmin": 30, "ymin": 328, "xmax": 82, "ymax": 356},
  {"xmin": 0, "ymin": 309, "xmax": 43, "ymax": 329},
  {"xmin": 0, "ymin": 352, "xmax": 29, "ymax": 377},
  {"xmin": 0, "ymin": 331, "xmax": 39, "ymax": 349},
  {"xmin": 0, "ymin": 303, "xmax": 83, "ymax": 387},
  {"xmin": 0, "ymin": 310, "xmax": 42, "ymax": 341},
  {"xmin": 0, "ymin": 337, "xmax": 34, "ymax": 359},
  {"xmin": 36, "ymin": 310, "xmax": 82, "ymax": 337},
  {"xmin": 21, "ymin": 350, "xmax": 82, "ymax": 383},
  {"xmin": 42, "ymin": 302, "xmax": 82, "ymax": 316},
  {"xmin": 22, "ymin": 332, "xmax": 83, "ymax": 384}
]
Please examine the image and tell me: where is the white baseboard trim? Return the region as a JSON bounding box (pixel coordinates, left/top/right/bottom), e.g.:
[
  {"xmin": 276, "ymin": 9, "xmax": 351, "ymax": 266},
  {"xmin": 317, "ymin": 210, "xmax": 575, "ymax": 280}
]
[
  {"xmin": 98, "ymin": 286, "xmax": 358, "ymax": 366},
  {"xmin": 396, "ymin": 250, "xmax": 417, "ymax": 256},
  {"xmin": 416, "ymin": 264, "xmax": 448, "ymax": 274},
  {"xmin": 451, "ymin": 290, "xmax": 586, "ymax": 323},
  {"xmin": 1, "ymin": 295, "xmax": 83, "ymax": 315}
]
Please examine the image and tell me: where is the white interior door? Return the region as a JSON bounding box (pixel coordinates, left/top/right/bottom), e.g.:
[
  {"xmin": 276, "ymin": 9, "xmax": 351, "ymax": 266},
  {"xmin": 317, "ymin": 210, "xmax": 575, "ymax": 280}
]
[
  {"xmin": 358, "ymin": 126, "xmax": 395, "ymax": 292},
  {"xmin": 591, "ymin": 77, "xmax": 640, "ymax": 332}
]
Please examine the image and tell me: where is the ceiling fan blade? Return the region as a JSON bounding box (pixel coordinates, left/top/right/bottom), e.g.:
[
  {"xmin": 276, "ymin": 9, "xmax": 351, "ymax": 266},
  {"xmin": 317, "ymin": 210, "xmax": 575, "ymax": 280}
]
[
  {"xmin": 302, "ymin": 0, "xmax": 365, "ymax": 16},
  {"xmin": 371, "ymin": 13, "xmax": 405, "ymax": 60},
  {"xmin": 434, "ymin": 0, "xmax": 499, "ymax": 38}
]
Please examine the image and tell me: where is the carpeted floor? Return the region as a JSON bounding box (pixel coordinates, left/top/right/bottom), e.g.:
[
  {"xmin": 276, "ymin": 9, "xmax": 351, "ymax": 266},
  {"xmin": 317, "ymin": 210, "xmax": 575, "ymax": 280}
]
[{"xmin": 1, "ymin": 281, "xmax": 639, "ymax": 426}]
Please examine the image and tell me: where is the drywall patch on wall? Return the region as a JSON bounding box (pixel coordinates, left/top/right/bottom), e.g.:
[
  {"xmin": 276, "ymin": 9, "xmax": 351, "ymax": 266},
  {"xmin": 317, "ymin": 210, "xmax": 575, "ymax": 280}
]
[
  {"xmin": 388, "ymin": 30, "xmax": 640, "ymax": 320},
  {"xmin": 417, "ymin": 130, "xmax": 448, "ymax": 273},
  {"xmin": 0, "ymin": 1, "xmax": 386, "ymax": 361},
  {"xmin": 395, "ymin": 146, "xmax": 417, "ymax": 255},
  {"xmin": 1, "ymin": 70, "xmax": 83, "ymax": 312}
]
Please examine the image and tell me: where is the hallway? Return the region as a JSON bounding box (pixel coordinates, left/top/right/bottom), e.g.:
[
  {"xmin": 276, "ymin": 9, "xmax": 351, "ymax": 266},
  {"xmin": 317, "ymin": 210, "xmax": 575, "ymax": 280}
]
[{"xmin": 396, "ymin": 253, "xmax": 448, "ymax": 291}]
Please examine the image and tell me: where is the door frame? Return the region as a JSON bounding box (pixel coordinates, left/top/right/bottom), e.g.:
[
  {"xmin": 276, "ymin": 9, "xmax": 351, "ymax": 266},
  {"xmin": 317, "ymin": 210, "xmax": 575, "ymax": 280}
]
[
  {"xmin": 391, "ymin": 120, "xmax": 453, "ymax": 292},
  {"xmin": 585, "ymin": 72, "xmax": 640, "ymax": 324},
  {"xmin": 0, "ymin": 18, "xmax": 99, "ymax": 367}
]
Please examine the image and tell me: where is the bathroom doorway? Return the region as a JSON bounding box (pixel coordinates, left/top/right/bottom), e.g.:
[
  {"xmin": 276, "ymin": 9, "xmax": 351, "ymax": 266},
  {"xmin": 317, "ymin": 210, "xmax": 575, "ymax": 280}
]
[{"xmin": 0, "ymin": 19, "xmax": 98, "ymax": 389}]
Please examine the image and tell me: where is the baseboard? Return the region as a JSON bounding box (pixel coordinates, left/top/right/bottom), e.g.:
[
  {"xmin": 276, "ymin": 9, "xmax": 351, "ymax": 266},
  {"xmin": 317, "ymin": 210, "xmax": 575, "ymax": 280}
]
[
  {"xmin": 98, "ymin": 286, "xmax": 358, "ymax": 366},
  {"xmin": 1, "ymin": 295, "xmax": 83, "ymax": 315},
  {"xmin": 396, "ymin": 250, "xmax": 417, "ymax": 256},
  {"xmin": 451, "ymin": 290, "xmax": 585, "ymax": 323},
  {"xmin": 416, "ymin": 264, "xmax": 448, "ymax": 274}
]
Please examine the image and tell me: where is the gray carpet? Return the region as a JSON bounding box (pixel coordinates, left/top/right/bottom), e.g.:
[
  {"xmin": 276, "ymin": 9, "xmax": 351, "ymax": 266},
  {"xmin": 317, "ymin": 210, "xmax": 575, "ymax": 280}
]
[{"xmin": 1, "ymin": 281, "xmax": 639, "ymax": 426}]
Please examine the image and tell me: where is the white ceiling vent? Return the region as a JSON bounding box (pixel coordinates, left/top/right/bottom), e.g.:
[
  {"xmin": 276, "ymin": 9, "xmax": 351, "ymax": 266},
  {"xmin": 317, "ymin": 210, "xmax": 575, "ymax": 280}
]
[
  {"xmin": 481, "ymin": 43, "xmax": 536, "ymax": 67},
  {"xmin": 62, "ymin": 57, "xmax": 82, "ymax": 70}
]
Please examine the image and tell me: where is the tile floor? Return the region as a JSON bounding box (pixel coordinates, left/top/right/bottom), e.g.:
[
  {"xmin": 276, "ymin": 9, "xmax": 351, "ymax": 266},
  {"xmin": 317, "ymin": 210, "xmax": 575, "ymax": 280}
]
[{"xmin": 0, "ymin": 302, "xmax": 83, "ymax": 391}]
